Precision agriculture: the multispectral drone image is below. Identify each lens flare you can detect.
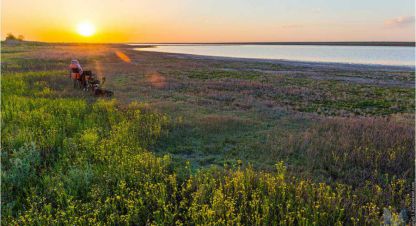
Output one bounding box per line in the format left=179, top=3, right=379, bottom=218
left=115, top=50, right=131, bottom=63
left=147, top=72, right=166, bottom=89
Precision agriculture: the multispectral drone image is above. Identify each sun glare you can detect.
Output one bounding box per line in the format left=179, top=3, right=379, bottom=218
left=77, top=22, right=95, bottom=37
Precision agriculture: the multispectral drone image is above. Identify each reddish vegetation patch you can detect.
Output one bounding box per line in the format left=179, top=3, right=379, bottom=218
left=281, top=115, right=414, bottom=185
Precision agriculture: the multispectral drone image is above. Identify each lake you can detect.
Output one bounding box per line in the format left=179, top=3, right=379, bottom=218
left=132, top=44, right=415, bottom=67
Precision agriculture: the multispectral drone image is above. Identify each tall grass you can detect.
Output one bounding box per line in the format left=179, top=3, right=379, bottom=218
left=1, top=70, right=411, bottom=225
left=1, top=50, right=414, bottom=222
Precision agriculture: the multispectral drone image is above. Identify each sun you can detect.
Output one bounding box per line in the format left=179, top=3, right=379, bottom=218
left=77, top=22, right=96, bottom=37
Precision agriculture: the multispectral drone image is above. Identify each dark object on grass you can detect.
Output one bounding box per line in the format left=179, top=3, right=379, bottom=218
left=94, top=88, right=114, bottom=97
left=67, top=64, right=114, bottom=96
left=83, top=71, right=100, bottom=91
left=93, top=84, right=113, bottom=97
left=83, top=70, right=92, bottom=76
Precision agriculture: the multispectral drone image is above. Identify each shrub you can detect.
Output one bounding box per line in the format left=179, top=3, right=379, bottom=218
left=2, top=143, right=41, bottom=215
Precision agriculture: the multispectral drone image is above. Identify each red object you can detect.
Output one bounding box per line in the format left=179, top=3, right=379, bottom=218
left=71, top=73, right=81, bottom=80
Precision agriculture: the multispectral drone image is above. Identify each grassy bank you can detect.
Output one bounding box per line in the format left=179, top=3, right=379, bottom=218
left=1, top=43, right=414, bottom=224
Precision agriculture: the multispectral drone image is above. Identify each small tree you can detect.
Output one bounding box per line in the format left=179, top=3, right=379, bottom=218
left=6, top=33, right=17, bottom=40
left=5, top=33, right=24, bottom=43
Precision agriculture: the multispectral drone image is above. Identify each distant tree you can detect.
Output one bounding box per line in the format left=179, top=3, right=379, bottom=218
left=5, top=33, right=24, bottom=43
left=6, top=33, right=17, bottom=40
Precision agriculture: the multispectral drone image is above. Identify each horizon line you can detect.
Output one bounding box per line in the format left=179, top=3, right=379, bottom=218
left=3, top=40, right=415, bottom=47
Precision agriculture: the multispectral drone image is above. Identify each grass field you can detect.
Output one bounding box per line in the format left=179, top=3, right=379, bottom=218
left=1, top=42, right=414, bottom=225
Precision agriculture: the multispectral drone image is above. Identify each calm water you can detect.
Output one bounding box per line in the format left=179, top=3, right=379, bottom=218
left=133, top=44, right=415, bottom=67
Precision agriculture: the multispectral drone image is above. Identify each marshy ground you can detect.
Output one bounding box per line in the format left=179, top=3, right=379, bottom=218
left=2, top=42, right=414, bottom=224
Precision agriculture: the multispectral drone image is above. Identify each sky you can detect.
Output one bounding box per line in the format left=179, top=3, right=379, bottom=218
left=1, top=0, right=415, bottom=43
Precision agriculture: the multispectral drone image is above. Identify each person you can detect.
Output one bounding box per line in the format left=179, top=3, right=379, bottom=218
left=69, top=59, right=83, bottom=88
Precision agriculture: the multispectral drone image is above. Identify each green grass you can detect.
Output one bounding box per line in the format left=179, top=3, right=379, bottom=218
left=269, top=77, right=415, bottom=116
left=1, top=43, right=414, bottom=225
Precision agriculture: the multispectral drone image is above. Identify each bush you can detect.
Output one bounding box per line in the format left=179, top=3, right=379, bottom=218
left=2, top=143, right=41, bottom=215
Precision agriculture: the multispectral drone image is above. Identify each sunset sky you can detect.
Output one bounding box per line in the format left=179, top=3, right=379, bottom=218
left=2, top=0, right=415, bottom=43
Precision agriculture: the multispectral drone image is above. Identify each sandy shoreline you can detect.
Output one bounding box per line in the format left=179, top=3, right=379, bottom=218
left=164, top=52, right=415, bottom=71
